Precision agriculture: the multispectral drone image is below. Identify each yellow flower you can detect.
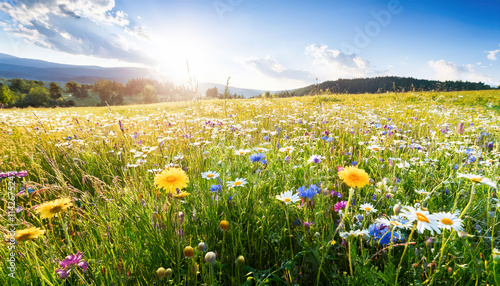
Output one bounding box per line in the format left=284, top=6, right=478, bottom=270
left=338, top=166, right=370, bottom=188
left=34, top=198, right=73, bottom=219
left=15, top=227, right=45, bottom=241
left=219, top=220, right=230, bottom=231
left=154, top=168, right=189, bottom=193
left=183, top=246, right=194, bottom=258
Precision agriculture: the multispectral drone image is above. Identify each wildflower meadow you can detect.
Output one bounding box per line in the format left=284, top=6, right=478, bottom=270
left=1, top=90, right=500, bottom=285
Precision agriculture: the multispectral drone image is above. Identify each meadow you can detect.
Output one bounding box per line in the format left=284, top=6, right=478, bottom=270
left=1, top=90, right=500, bottom=285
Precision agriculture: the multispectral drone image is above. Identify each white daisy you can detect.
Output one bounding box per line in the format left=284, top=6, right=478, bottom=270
left=359, top=203, right=377, bottom=214
left=367, top=145, right=385, bottom=152
left=415, top=189, right=432, bottom=196
left=275, top=190, right=300, bottom=205
left=234, top=149, right=251, bottom=156
left=279, top=146, right=295, bottom=153
left=201, top=171, right=220, bottom=180
left=401, top=206, right=441, bottom=235
left=340, top=229, right=370, bottom=240
left=434, top=212, right=463, bottom=232
left=457, top=173, right=497, bottom=189
left=226, top=178, right=247, bottom=188
left=253, top=147, right=269, bottom=153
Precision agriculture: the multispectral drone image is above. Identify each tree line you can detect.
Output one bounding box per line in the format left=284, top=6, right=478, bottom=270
left=268, top=76, right=495, bottom=98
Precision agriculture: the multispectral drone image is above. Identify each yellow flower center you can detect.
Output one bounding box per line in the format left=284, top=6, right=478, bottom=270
left=207, top=174, right=214, bottom=178
left=234, top=181, right=242, bottom=186
left=441, top=218, right=453, bottom=225
left=239, top=152, right=244, bottom=155
left=416, top=213, right=430, bottom=223
left=471, top=177, right=482, bottom=183
left=286, top=147, right=292, bottom=151
left=50, top=206, right=63, bottom=214
left=373, top=147, right=379, bottom=151
left=165, top=176, right=176, bottom=182
left=391, top=221, right=402, bottom=226
left=284, top=198, right=291, bottom=202
left=364, top=207, right=372, bottom=211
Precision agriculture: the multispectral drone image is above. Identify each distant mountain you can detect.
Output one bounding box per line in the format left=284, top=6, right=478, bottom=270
left=198, top=82, right=269, bottom=98
left=0, top=53, right=269, bottom=98
left=0, top=53, right=161, bottom=84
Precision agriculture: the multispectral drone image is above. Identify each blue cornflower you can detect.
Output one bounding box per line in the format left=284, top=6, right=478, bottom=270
left=249, top=153, right=266, bottom=163
left=210, top=185, right=221, bottom=193
left=297, top=185, right=319, bottom=200
left=368, top=223, right=400, bottom=245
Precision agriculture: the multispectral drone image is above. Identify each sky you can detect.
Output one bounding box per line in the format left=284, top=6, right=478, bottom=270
left=0, top=0, right=499, bottom=90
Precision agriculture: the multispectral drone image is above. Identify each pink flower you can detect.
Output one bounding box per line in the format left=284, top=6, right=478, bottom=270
left=334, top=201, right=347, bottom=212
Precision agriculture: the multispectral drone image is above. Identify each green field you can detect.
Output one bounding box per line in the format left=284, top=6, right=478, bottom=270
left=1, top=90, right=500, bottom=285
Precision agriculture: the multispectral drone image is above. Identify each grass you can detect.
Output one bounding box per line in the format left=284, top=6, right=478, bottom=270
left=0, top=90, right=499, bottom=285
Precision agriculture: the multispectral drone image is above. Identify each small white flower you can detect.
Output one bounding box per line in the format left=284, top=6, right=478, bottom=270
left=359, top=203, right=377, bottom=214
left=434, top=212, right=463, bottom=232
left=457, top=173, right=497, bottom=189
left=275, top=190, right=300, bottom=205
left=201, top=171, right=220, bottom=180
left=226, top=178, right=247, bottom=188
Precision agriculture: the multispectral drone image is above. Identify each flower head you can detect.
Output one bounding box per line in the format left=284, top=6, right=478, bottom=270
left=307, top=155, right=325, bottom=164
left=369, top=223, right=400, bottom=245
left=434, top=212, right=463, bottom=232
left=249, top=153, right=266, bottom=163
left=401, top=206, right=441, bottom=235
left=276, top=190, right=300, bottom=205
left=226, top=178, right=247, bottom=188
left=457, top=173, right=497, bottom=189
left=334, top=201, right=347, bottom=212
left=338, top=166, right=370, bottom=188
left=15, top=227, right=45, bottom=241
left=201, top=171, right=220, bottom=180
left=35, top=198, right=73, bottom=219
left=55, top=252, right=88, bottom=279
left=155, top=168, right=189, bottom=193
left=219, top=220, right=230, bottom=231
left=359, top=203, right=377, bottom=214
left=297, top=185, right=320, bottom=200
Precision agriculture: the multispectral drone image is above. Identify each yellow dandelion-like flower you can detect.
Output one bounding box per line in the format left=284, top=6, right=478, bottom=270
left=154, top=168, right=189, bottom=193
left=338, top=166, right=370, bottom=188
left=15, top=227, right=45, bottom=241
left=34, top=198, right=73, bottom=219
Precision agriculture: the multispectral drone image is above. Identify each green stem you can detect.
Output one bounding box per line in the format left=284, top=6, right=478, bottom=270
left=29, top=242, right=46, bottom=286
left=284, top=205, right=294, bottom=284
left=395, top=223, right=416, bottom=283
left=348, top=240, right=353, bottom=276
left=60, top=215, right=72, bottom=252
left=73, top=268, right=88, bottom=285
left=459, top=183, right=476, bottom=219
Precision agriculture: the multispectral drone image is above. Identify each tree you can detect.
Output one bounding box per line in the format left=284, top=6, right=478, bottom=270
left=49, top=82, right=62, bottom=99
left=142, top=84, right=157, bottom=104
left=25, top=85, right=50, bottom=106
left=0, top=85, right=13, bottom=106
left=94, top=79, right=113, bottom=104
left=205, top=87, right=218, bottom=98
left=65, top=81, right=79, bottom=94
left=74, top=86, right=88, bottom=99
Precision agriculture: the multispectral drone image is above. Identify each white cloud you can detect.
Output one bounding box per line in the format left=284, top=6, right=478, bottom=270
left=485, top=45, right=500, bottom=61
left=304, top=44, right=383, bottom=79
left=428, top=59, right=493, bottom=83
left=240, top=55, right=311, bottom=81
left=0, top=0, right=153, bottom=65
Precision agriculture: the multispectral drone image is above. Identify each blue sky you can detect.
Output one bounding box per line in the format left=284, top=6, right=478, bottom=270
left=0, top=0, right=499, bottom=90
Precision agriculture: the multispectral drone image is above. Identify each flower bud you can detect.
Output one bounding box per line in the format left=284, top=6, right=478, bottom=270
left=156, top=267, right=166, bottom=280
left=183, top=246, right=194, bottom=258
left=205, top=252, right=216, bottom=264
left=219, top=220, right=229, bottom=231
left=393, top=204, right=401, bottom=214
left=165, top=268, right=173, bottom=277
left=198, top=242, right=207, bottom=252
left=236, top=255, right=245, bottom=265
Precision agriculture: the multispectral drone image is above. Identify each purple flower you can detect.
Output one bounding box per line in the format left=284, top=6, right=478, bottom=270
left=334, top=201, right=347, bottom=212
left=56, top=252, right=88, bottom=279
